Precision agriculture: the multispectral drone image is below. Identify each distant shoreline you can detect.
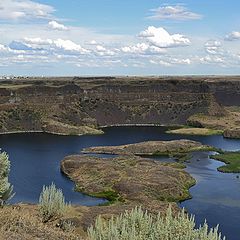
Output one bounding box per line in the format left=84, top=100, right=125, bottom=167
left=0, top=130, right=95, bottom=136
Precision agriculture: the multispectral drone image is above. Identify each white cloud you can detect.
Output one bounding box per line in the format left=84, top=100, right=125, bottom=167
left=204, top=40, right=222, bottom=54
left=122, top=43, right=165, bottom=55
left=0, top=0, right=55, bottom=20
left=14, top=37, right=90, bottom=55
left=53, top=39, right=90, bottom=54
left=0, top=44, right=8, bottom=52
left=150, top=57, right=191, bottom=66
left=48, top=21, right=68, bottom=31
left=24, top=37, right=53, bottom=45
left=200, top=55, right=224, bottom=64
left=225, top=31, right=240, bottom=41
left=88, top=40, right=98, bottom=45
left=148, top=5, right=202, bottom=21
left=150, top=59, right=171, bottom=67
left=94, top=45, right=116, bottom=56
left=172, top=58, right=191, bottom=65
left=139, top=26, right=190, bottom=48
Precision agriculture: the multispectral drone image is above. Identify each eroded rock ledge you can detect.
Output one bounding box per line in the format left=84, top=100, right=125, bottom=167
left=0, top=76, right=239, bottom=136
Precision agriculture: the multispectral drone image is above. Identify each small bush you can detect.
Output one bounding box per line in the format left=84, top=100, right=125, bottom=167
left=88, top=206, right=225, bottom=240
left=39, top=183, right=69, bottom=222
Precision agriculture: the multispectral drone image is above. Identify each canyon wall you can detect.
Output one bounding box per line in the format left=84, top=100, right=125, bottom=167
left=0, top=76, right=239, bottom=134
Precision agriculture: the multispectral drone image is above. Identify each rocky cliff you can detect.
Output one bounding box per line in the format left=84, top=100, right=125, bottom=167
left=0, top=76, right=239, bottom=134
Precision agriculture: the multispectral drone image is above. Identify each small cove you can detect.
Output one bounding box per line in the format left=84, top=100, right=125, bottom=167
left=0, top=126, right=239, bottom=240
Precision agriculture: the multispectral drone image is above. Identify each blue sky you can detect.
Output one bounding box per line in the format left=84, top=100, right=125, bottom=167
left=0, top=0, right=240, bottom=76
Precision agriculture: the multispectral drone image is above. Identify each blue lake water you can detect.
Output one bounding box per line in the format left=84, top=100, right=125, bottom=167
left=0, top=126, right=239, bottom=240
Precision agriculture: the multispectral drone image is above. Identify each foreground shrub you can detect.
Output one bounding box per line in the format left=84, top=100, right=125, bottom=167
left=88, top=207, right=225, bottom=240
left=0, top=151, right=15, bottom=207
left=39, top=183, right=68, bottom=222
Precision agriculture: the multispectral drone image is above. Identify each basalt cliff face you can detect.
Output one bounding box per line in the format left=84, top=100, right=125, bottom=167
left=0, top=76, right=239, bottom=134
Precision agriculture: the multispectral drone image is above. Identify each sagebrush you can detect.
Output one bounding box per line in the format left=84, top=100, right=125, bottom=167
left=39, top=183, right=69, bottom=222
left=88, top=206, right=225, bottom=240
left=0, top=151, right=15, bottom=207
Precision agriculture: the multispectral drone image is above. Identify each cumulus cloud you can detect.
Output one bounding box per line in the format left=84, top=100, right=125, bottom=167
left=48, top=21, right=68, bottom=31
left=139, top=26, right=190, bottom=48
left=52, top=39, right=90, bottom=54
left=148, top=5, right=202, bottom=21
left=225, top=31, right=240, bottom=41
left=0, top=0, right=55, bottom=21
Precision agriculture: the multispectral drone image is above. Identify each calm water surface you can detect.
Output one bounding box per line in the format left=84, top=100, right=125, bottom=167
left=0, top=127, right=239, bottom=240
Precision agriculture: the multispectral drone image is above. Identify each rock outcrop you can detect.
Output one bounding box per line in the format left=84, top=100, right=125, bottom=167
left=223, top=128, right=240, bottom=139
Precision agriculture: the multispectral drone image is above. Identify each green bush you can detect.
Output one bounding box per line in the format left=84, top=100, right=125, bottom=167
left=88, top=206, right=225, bottom=240
left=39, top=183, right=69, bottom=222
left=0, top=152, right=15, bottom=207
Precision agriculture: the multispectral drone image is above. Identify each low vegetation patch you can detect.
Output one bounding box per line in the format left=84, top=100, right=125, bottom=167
left=153, top=145, right=218, bottom=162
left=211, top=152, right=240, bottom=173
left=88, top=206, right=224, bottom=240
left=166, top=127, right=223, bottom=136
left=90, top=190, right=124, bottom=205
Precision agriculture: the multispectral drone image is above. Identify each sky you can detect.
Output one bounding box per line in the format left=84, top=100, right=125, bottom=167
left=0, top=0, right=240, bottom=76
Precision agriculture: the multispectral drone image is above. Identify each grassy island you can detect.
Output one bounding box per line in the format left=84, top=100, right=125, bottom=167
left=166, top=127, right=223, bottom=136
left=211, top=152, right=240, bottom=173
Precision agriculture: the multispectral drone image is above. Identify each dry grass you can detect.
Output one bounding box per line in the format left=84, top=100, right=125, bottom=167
left=0, top=205, right=80, bottom=240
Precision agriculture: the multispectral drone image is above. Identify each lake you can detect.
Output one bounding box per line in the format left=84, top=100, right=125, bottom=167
left=0, top=126, right=239, bottom=240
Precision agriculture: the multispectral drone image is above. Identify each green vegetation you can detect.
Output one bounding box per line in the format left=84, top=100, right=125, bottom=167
left=39, top=183, right=69, bottom=222
left=153, top=145, right=218, bottom=162
left=90, top=190, right=124, bottom=205
left=0, top=152, right=15, bottom=207
left=211, top=152, right=240, bottom=173
left=170, top=152, right=192, bottom=162
left=88, top=206, right=224, bottom=240
left=166, top=127, right=223, bottom=136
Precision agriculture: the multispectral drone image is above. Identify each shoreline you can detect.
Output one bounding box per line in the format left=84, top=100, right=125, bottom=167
left=0, top=130, right=103, bottom=136
left=100, top=123, right=182, bottom=128
left=0, top=124, right=178, bottom=136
